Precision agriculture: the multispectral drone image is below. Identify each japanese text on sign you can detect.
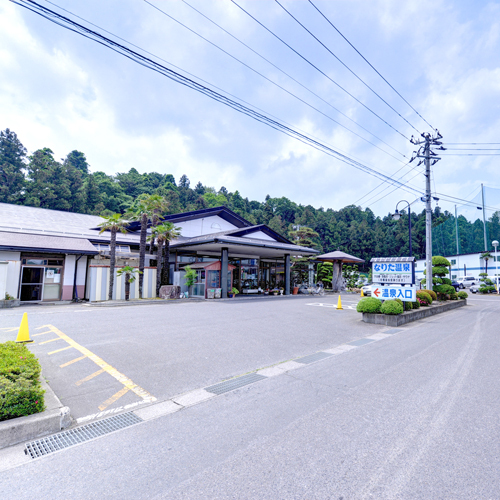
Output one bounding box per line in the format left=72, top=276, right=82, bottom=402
left=370, top=286, right=416, bottom=302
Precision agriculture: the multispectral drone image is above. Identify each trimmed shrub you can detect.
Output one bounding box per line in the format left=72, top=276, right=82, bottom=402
left=457, top=291, right=468, bottom=299
left=450, top=292, right=458, bottom=300
left=412, top=300, right=421, bottom=309
left=380, top=300, right=404, bottom=315
left=356, top=297, right=382, bottom=313
left=394, top=298, right=403, bottom=306
left=405, top=301, right=413, bottom=311
left=0, top=342, right=45, bottom=422
left=426, top=290, right=437, bottom=301
left=416, top=290, right=432, bottom=305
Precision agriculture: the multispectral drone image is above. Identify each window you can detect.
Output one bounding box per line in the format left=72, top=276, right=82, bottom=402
left=451, top=259, right=456, bottom=265
left=117, top=245, right=130, bottom=253
left=94, top=244, right=110, bottom=251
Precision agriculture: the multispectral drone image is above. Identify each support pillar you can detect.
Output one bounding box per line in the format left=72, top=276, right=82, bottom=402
left=221, top=247, right=229, bottom=298
left=284, top=254, right=290, bottom=295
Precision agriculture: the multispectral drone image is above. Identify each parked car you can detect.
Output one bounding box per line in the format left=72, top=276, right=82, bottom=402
left=361, top=284, right=372, bottom=296
left=456, top=276, right=477, bottom=289
left=450, top=280, right=461, bottom=292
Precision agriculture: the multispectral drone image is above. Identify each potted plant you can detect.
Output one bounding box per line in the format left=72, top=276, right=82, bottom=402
left=228, top=287, right=239, bottom=298
left=184, top=265, right=198, bottom=298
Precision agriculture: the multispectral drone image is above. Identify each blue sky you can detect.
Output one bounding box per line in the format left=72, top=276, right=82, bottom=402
left=1, top=0, right=499, bottom=218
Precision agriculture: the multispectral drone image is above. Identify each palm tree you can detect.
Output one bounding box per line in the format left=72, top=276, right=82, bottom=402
left=481, top=251, right=493, bottom=274
left=160, top=222, right=181, bottom=286
left=125, top=194, right=169, bottom=298
left=149, top=222, right=181, bottom=296
left=98, top=213, right=129, bottom=300
left=145, top=194, right=169, bottom=255
left=125, top=196, right=152, bottom=299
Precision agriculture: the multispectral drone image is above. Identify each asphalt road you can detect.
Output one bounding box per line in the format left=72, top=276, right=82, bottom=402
left=0, top=294, right=499, bottom=499
left=0, top=294, right=371, bottom=419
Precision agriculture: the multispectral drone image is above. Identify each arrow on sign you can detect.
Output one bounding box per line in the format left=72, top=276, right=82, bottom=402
left=373, top=288, right=380, bottom=297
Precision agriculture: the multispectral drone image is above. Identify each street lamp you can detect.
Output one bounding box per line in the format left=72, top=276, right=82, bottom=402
left=493, top=240, right=499, bottom=294
left=392, top=200, right=413, bottom=258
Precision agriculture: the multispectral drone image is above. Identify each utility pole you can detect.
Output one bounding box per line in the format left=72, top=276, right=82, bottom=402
left=481, top=183, right=488, bottom=251
left=455, top=205, right=460, bottom=278
left=410, top=130, right=444, bottom=291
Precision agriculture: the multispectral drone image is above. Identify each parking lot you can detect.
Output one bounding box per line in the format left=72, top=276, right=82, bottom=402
left=0, top=294, right=378, bottom=420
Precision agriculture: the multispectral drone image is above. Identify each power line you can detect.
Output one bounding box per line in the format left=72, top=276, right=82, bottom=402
left=10, top=0, right=423, bottom=197
left=145, top=0, right=406, bottom=162
left=230, top=0, right=411, bottom=141
left=308, top=0, right=435, bottom=131
left=353, top=160, right=420, bottom=205
left=366, top=169, right=424, bottom=208
left=443, top=142, right=500, bottom=145
left=275, top=0, right=421, bottom=135
left=178, top=0, right=406, bottom=160
left=43, top=0, right=405, bottom=171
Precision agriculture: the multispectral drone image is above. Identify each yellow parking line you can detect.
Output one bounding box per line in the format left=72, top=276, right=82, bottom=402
left=60, top=355, right=87, bottom=368
left=49, top=346, right=73, bottom=355
left=45, top=325, right=156, bottom=403
left=0, top=327, right=18, bottom=332
left=33, top=331, right=53, bottom=337
left=98, top=387, right=130, bottom=411
left=40, top=337, right=63, bottom=345
left=75, top=369, right=105, bottom=386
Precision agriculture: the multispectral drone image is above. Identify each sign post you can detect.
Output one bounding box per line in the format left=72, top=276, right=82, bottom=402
left=370, top=257, right=416, bottom=301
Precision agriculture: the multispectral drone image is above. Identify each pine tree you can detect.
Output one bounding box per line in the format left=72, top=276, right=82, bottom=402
left=0, top=129, right=26, bottom=204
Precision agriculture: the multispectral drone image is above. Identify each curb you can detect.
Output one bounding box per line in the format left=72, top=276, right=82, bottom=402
left=362, top=299, right=467, bottom=326
left=0, top=375, right=72, bottom=450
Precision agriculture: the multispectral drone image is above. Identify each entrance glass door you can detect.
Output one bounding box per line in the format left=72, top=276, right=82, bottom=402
left=20, top=267, right=44, bottom=301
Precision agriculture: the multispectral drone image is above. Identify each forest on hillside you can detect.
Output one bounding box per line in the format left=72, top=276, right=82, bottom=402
left=1, top=128, right=499, bottom=270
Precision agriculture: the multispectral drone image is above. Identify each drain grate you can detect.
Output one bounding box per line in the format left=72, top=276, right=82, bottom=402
left=384, top=328, right=403, bottom=335
left=296, top=352, right=333, bottom=364
left=205, top=373, right=266, bottom=395
left=348, top=338, right=375, bottom=347
left=25, top=412, right=143, bottom=459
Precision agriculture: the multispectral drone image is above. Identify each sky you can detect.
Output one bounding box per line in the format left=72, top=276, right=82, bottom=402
left=1, top=0, right=499, bottom=219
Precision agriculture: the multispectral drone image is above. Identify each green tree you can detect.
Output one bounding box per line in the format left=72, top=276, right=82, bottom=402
left=24, top=148, right=72, bottom=210
left=97, top=214, right=129, bottom=300
left=0, top=128, right=26, bottom=204
left=64, top=150, right=89, bottom=176
left=149, top=222, right=181, bottom=295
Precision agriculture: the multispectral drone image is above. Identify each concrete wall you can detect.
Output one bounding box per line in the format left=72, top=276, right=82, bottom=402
left=0, top=251, right=21, bottom=299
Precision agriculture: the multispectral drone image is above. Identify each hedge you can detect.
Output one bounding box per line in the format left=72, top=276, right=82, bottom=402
left=356, top=297, right=382, bottom=313
left=416, top=290, right=432, bottom=306
left=457, top=291, right=468, bottom=299
left=0, top=342, right=45, bottom=421
left=380, top=300, right=404, bottom=315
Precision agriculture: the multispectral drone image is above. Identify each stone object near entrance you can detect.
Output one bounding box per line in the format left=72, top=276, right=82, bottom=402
left=0, top=299, right=20, bottom=308
left=159, top=285, right=181, bottom=300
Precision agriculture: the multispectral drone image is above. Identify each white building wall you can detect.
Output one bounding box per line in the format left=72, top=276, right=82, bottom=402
left=177, top=216, right=238, bottom=237
left=415, top=252, right=500, bottom=280
left=242, top=231, right=275, bottom=241
left=0, top=251, right=21, bottom=299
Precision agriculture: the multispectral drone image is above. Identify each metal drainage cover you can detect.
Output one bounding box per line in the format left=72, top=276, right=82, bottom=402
left=348, top=338, right=375, bottom=347
left=296, top=352, right=333, bottom=364
left=25, top=412, right=143, bottom=459
left=384, top=328, right=403, bottom=335
left=205, top=373, right=266, bottom=395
